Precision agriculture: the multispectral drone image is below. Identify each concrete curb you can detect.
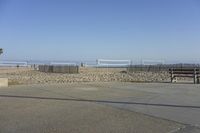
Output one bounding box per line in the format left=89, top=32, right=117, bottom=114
left=0, top=78, right=8, bottom=87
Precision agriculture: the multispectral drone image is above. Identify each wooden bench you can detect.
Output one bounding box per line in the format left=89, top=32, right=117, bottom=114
left=169, top=68, right=200, bottom=84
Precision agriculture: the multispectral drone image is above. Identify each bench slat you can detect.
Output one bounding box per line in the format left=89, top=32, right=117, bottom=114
left=169, top=69, right=200, bottom=71
left=173, top=75, right=195, bottom=78
left=170, top=72, right=199, bottom=74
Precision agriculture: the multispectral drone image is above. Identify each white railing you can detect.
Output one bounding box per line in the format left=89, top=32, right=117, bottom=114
left=97, top=59, right=131, bottom=67
left=0, top=61, right=28, bottom=67
left=142, top=59, right=165, bottom=65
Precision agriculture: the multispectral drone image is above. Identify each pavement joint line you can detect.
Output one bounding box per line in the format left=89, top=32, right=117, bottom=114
left=0, top=94, right=200, bottom=109
left=145, top=94, right=162, bottom=115
left=0, top=93, right=200, bottom=110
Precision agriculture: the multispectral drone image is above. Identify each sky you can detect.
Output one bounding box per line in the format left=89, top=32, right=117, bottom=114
left=0, top=0, right=200, bottom=63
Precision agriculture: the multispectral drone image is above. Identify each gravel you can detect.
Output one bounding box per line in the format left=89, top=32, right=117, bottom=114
left=0, top=67, right=172, bottom=85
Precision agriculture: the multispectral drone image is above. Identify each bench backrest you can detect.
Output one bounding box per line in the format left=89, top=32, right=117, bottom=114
left=169, top=68, right=200, bottom=75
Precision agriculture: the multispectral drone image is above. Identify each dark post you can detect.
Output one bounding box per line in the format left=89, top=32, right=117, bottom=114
left=197, top=77, right=200, bottom=84
left=0, top=48, right=3, bottom=55
left=170, top=68, right=174, bottom=83
left=194, top=68, right=197, bottom=84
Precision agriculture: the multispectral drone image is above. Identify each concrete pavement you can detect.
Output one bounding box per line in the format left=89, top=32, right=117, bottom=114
left=0, top=82, right=200, bottom=132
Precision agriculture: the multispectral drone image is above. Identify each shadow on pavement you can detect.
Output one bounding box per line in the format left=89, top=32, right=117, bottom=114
left=0, top=94, right=200, bottom=109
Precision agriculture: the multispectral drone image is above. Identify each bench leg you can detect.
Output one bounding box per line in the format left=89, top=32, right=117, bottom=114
left=171, top=77, right=173, bottom=83
left=171, top=74, right=174, bottom=83
left=197, top=77, right=200, bottom=84
left=194, top=75, right=197, bottom=84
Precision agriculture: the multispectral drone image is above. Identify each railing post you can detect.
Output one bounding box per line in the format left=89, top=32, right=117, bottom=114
left=194, top=68, right=197, bottom=84
left=197, top=68, right=200, bottom=84
left=170, top=68, right=174, bottom=83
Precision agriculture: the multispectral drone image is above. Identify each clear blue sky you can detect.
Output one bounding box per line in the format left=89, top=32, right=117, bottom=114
left=0, top=0, right=200, bottom=63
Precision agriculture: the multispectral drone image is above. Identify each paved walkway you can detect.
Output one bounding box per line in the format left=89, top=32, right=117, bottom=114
left=0, top=82, right=200, bottom=132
